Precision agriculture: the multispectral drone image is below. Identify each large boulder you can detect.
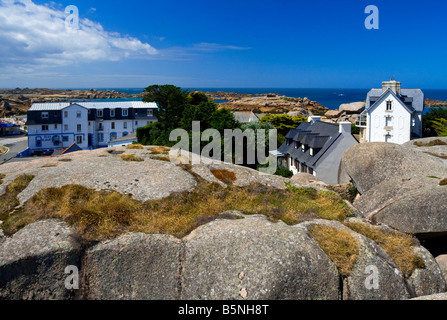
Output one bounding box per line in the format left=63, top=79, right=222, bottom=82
left=0, top=219, right=81, bottom=300
left=339, top=142, right=447, bottom=237
left=325, top=110, right=343, bottom=119
left=83, top=233, right=181, bottom=300
left=181, top=214, right=341, bottom=300
left=339, top=102, right=365, bottom=114
left=302, top=219, right=410, bottom=300
left=435, top=255, right=447, bottom=282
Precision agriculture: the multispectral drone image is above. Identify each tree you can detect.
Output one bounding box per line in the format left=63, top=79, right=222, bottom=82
left=259, top=114, right=307, bottom=137
left=142, top=85, right=189, bottom=132
left=423, top=107, right=447, bottom=137
left=431, top=118, right=447, bottom=136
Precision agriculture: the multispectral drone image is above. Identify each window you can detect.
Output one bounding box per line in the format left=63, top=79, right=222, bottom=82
left=123, top=122, right=127, bottom=129
left=98, top=133, right=104, bottom=142
left=123, top=132, right=128, bottom=137
left=42, top=125, right=49, bottom=131
left=41, top=112, right=49, bottom=119
left=135, top=121, right=138, bottom=126
left=97, top=110, right=103, bottom=117
left=110, top=132, right=117, bottom=141
left=386, top=101, right=392, bottom=111
left=54, top=124, right=58, bottom=129
left=77, top=111, right=81, bottom=118
left=147, top=109, right=153, bottom=117
left=98, top=122, right=103, bottom=130
left=122, top=109, right=128, bottom=117
left=309, top=148, right=314, bottom=156
left=64, top=124, right=69, bottom=131
left=77, top=124, right=82, bottom=132
left=110, top=109, right=115, bottom=117
left=88, top=122, right=91, bottom=126
left=76, top=136, right=83, bottom=144
left=36, top=137, right=42, bottom=147
left=301, top=144, right=305, bottom=152
left=385, top=134, right=392, bottom=143
left=111, top=122, right=115, bottom=130
left=64, top=111, right=68, bottom=118
left=386, top=116, right=393, bottom=127
left=62, top=136, right=69, bottom=142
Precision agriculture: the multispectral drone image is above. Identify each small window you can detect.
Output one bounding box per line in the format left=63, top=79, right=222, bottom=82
left=41, top=112, right=49, bottom=119
left=42, top=125, right=49, bottom=131
left=64, top=111, right=68, bottom=118
left=76, top=136, right=83, bottom=144
left=135, top=121, right=138, bottom=126
left=97, top=110, right=103, bottom=117
left=123, top=122, right=127, bottom=129
left=98, top=133, right=104, bottom=142
left=98, top=122, right=103, bottom=130
left=111, top=122, right=115, bottom=130
left=36, top=137, right=42, bottom=147
left=62, top=136, right=69, bottom=142
left=77, top=111, right=81, bottom=118
left=385, top=134, right=392, bottom=143
left=310, top=148, right=314, bottom=156
left=110, top=109, right=115, bottom=117
left=123, top=132, right=128, bottom=137
left=147, top=109, right=153, bottom=117
left=386, top=101, right=392, bottom=111
left=54, top=124, right=58, bottom=129
left=77, top=124, right=82, bottom=132
left=122, top=109, right=128, bottom=117
left=64, top=124, right=69, bottom=131
left=88, top=122, right=91, bottom=126
left=386, top=116, right=392, bottom=127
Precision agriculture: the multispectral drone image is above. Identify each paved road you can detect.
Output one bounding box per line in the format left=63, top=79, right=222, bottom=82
left=0, top=135, right=28, bottom=164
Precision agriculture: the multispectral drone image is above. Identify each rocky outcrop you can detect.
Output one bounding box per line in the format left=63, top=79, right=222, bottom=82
left=181, top=215, right=340, bottom=300
left=435, top=255, right=447, bottom=282
left=83, top=233, right=181, bottom=300
left=339, top=102, right=365, bottom=114
left=339, top=142, right=447, bottom=237
left=0, top=220, right=81, bottom=300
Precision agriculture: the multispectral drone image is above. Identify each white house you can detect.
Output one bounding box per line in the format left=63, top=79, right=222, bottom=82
left=276, top=116, right=358, bottom=185
left=356, top=80, right=424, bottom=144
left=26, top=101, right=158, bottom=155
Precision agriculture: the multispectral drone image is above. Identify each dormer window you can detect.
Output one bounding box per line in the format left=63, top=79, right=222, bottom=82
left=309, top=148, right=314, bottom=156
left=386, top=101, right=392, bottom=111
left=302, top=144, right=306, bottom=152
left=97, top=110, right=103, bottom=117
left=110, top=109, right=115, bottom=117
left=41, top=112, right=49, bottom=119
left=122, top=109, right=128, bottom=117
left=294, top=142, right=298, bottom=149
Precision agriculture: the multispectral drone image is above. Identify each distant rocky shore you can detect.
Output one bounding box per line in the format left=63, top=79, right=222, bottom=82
left=0, top=88, right=144, bottom=117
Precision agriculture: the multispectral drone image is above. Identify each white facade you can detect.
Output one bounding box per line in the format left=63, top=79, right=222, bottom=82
left=357, top=81, right=424, bottom=145
left=26, top=101, right=157, bottom=154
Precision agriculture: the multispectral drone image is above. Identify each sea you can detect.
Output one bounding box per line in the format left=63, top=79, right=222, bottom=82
left=67, top=88, right=447, bottom=112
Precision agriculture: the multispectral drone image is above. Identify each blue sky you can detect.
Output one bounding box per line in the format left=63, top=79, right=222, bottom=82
left=1, top=0, right=447, bottom=88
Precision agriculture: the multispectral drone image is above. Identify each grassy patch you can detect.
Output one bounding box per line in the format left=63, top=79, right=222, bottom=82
left=440, top=178, right=447, bottom=186
left=211, top=169, right=237, bottom=184
left=415, top=139, right=447, bottom=147
left=148, top=146, right=170, bottom=155
left=2, top=179, right=352, bottom=241
left=41, top=163, right=58, bottom=168
left=0, top=174, right=35, bottom=222
left=107, top=149, right=125, bottom=155
left=126, top=144, right=144, bottom=150
left=427, top=176, right=441, bottom=179
left=151, top=155, right=170, bottom=162
left=344, top=221, right=425, bottom=278
left=309, top=224, right=359, bottom=277
left=425, top=152, right=447, bottom=159
left=58, top=158, right=73, bottom=162
left=327, top=183, right=358, bottom=203
left=0, top=173, right=5, bottom=185
left=119, top=154, right=144, bottom=162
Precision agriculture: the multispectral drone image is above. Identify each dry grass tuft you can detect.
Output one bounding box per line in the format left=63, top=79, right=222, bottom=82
left=439, top=178, right=447, bottom=186
left=41, top=163, right=58, bottom=168
left=58, top=158, right=73, bottom=162
left=211, top=169, right=237, bottom=184
left=309, top=224, right=359, bottom=277
left=151, top=155, right=170, bottom=162
left=0, top=173, right=5, bottom=185
left=119, top=154, right=144, bottom=162
left=344, top=221, right=425, bottom=277
left=415, top=139, right=447, bottom=147
left=126, top=144, right=144, bottom=150
left=148, top=146, right=171, bottom=155
left=0, top=174, right=35, bottom=222
left=2, top=179, right=351, bottom=241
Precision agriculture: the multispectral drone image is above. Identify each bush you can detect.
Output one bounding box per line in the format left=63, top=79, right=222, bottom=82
left=275, top=167, right=293, bottom=178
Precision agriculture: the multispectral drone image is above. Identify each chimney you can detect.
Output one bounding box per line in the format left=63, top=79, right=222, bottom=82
left=339, top=122, right=351, bottom=135
left=382, top=80, right=401, bottom=95
left=308, top=116, right=321, bottom=124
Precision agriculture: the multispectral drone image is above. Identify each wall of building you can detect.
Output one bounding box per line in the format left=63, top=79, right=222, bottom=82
left=368, top=93, right=411, bottom=144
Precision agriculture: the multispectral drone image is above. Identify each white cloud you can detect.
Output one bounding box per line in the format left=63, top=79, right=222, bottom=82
left=0, top=0, right=158, bottom=70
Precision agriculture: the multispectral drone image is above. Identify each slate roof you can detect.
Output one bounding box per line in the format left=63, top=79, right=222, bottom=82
left=29, top=101, right=158, bottom=111
left=365, top=88, right=424, bottom=113
left=278, top=121, right=341, bottom=167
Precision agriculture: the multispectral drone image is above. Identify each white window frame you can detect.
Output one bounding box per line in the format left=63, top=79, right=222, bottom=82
left=77, top=124, right=82, bottom=132
left=76, top=111, right=81, bottom=118
left=110, top=109, right=115, bottom=117
left=97, top=110, right=103, bottom=117
left=41, top=112, right=49, bottom=119
left=123, top=122, right=127, bottom=129
left=122, top=109, right=128, bottom=117
left=76, top=135, right=83, bottom=144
